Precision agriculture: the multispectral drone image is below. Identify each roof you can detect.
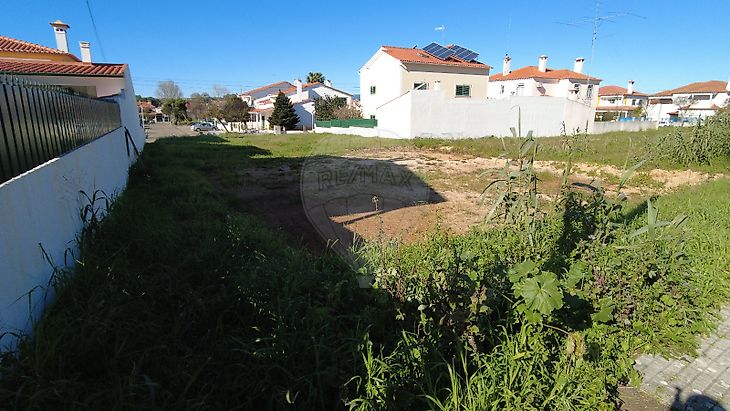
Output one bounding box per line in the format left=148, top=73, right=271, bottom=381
left=598, top=85, right=647, bottom=97
left=0, top=59, right=126, bottom=77
left=241, top=81, right=292, bottom=96
left=381, top=45, right=491, bottom=70
left=489, top=66, right=601, bottom=82
left=280, top=82, right=353, bottom=97
left=0, top=35, right=79, bottom=61
left=653, top=80, right=729, bottom=96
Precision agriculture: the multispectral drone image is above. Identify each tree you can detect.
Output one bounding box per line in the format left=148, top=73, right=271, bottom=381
left=156, top=80, right=183, bottom=100
left=333, top=104, right=361, bottom=120
left=306, top=72, right=326, bottom=84
left=219, top=94, right=251, bottom=128
left=211, top=84, right=231, bottom=98
left=314, top=96, right=346, bottom=121
left=269, top=92, right=300, bottom=130
left=188, top=92, right=212, bottom=120
left=161, top=98, right=188, bottom=124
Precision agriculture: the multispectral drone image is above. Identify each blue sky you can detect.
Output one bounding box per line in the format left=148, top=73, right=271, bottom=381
left=2, top=0, right=729, bottom=97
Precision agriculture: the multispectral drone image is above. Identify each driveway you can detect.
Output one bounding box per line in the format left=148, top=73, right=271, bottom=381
left=145, top=123, right=205, bottom=142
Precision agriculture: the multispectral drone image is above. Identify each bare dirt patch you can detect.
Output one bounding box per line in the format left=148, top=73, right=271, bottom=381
left=218, top=146, right=718, bottom=254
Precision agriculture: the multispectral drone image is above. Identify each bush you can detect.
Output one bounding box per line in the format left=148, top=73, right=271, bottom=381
left=656, top=111, right=730, bottom=166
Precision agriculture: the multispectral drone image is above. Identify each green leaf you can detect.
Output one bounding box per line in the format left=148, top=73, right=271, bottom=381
left=660, top=294, right=676, bottom=306
left=563, top=262, right=587, bottom=289
left=591, top=298, right=615, bottom=323
left=521, top=272, right=564, bottom=316
left=508, top=260, right=537, bottom=284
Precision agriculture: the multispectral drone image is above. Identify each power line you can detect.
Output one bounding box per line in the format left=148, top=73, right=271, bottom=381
left=85, top=0, right=107, bottom=60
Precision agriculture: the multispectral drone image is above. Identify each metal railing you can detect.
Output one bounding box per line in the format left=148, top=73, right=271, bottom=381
left=0, top=76, right=121, bottom=184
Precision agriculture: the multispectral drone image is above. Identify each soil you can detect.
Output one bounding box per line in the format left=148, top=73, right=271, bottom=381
left=216, top=146, right=718, bottom=255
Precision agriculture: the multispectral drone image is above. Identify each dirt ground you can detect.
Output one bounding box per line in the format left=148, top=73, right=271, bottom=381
left=223, top=146, right=718, bottom=255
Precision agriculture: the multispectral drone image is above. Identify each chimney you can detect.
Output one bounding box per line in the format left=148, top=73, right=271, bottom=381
left=726, top=77, right=730, bottom=92
left=627, top=80, right=635, bottom=94
left=79, top=41, right=92, bottom=63
left=538, top=55, right=548, bottom=72
left=502, top=55, right=511, bottom=76
left=49, top=20, right=70, bottom=53
left=294, top=78, right=303, bottom=99
left=574, top=57, right=585, bottom=74
left=325, top=79, right=332, bottom=87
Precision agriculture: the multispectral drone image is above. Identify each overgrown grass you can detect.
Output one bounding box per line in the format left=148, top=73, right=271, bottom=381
left=1, top=131, right=728, bottom=410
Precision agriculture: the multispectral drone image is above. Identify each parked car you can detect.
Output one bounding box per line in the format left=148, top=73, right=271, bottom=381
left=190, top=122, right=216, bottom=132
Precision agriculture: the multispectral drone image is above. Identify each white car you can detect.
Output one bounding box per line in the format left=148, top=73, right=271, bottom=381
left=190, top=122, right=216, bottom=132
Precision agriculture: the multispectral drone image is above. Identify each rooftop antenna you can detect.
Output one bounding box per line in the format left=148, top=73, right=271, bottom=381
left=554, top=0, right=645, bottom=101
left=435, top=25, right=446, bottom=44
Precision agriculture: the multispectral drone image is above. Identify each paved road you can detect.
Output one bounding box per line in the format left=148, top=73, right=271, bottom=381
left=145, top=123, right=203, bottom=142
left=635, top=307, right=730, bottom=410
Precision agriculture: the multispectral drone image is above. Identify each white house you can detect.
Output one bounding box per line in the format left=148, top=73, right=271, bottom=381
left=0, top=22, right=144, bottom=143
left=359, top=44, right=491, bottom=119
left=595, top=81, right=649, bottom=120
left=487, top=55, right=601, bottom=106
left=240, top=79, right=353, bottom=130
left=647, top=80, right=729, bottom=123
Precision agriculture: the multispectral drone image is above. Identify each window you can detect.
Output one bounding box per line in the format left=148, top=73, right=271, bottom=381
left=370, top=115, right=376, bottom=120
left=516, top=83, right=524, bottom=96
left=500, top=85, right=505, bottom=94
left=369, top=86, right=376, bottom=95
left=586, top=85, right=594, bottom=100
left=413, top=82, right=428, bottom=90
left=455, top=84, right=471, bottom=97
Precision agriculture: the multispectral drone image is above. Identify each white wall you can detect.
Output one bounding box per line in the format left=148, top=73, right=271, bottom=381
left=359, top=50, right=404, bottom=118
left=372, top=90, right=594, bottom=138
left=592, top=120, right=658, bottom=134
left=0, top=125, right=140, bottom=350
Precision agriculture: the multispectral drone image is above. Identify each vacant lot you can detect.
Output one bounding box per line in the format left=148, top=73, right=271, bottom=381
left=2, top=127, right=729, bottom=410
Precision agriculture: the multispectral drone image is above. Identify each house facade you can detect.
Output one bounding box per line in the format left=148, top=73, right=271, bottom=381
left=0, top=22, right=143, bottom=143
left=359, top=44, right=491, bottom=118
left=241, top=79, right=353, bottom=130
left=487, top=56, right=601, bottom=106
left=595, top=81, right=649, bottom=120
left=647, top=80, right=729, bottom=123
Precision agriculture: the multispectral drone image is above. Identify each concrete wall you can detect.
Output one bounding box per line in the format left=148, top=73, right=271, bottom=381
left=401, top=64, right=489, bottom=99
left=315, top=126, right=404, bottom=138
left=359, top=50, right=403, bottom=118
left=592, top=120, right=658, bottom=134
left=373, top=91, right=594, bottom=138
left=0, top=124, right=140, bottom=350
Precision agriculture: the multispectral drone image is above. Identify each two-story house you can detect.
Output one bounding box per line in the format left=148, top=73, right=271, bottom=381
left=647, top=80, right=729, bottom=123
left=487, top=55, right=601, bottom=106
left=241, top=79, right=353, bottom=130
left=359, top=43, right=491, bottom=118
left=595, top=81, right=649, bottom=120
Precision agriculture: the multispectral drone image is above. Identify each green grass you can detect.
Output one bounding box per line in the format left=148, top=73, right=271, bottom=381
left=1, top=132, right=729, bottom=409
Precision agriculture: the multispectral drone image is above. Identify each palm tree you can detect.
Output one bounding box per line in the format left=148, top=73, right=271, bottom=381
left=306, top=72, right=325, bottom=84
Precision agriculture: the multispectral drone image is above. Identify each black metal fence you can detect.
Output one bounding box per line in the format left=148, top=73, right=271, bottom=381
left=0, top=77, right=121, bottom=184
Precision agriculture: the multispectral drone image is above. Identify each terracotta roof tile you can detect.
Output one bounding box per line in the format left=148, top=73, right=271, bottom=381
left=0, top=59, right=126, bottom=76
left=241, top=81, right=292, bottom=96
left=0, top=35, right=79, bottom=61
left=598, top=85, right=647, bottom=96
left=489, top=66, right=601, bottom=82
left=382, top=46, right=491, bottom=70
left=653, top=80, right=728, bottom=96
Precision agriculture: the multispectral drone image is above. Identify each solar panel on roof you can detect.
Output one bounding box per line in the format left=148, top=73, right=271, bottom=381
left=448, top=44, right=479, bottom=62
left=423, top=42, right=456, bottom=60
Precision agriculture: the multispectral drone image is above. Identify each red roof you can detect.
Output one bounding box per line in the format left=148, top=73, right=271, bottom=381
left=381, top=45, right=491, bottom=70
left=653, top=80, right=728, bottom=96
left=0, top=35, right=79, bottom=61
left=0, top=59, right=126, bottom=77
left=489, top=66, right=601, bottom=82
left=241, top=81, right=292, bottom=96
left=598, top=85, right=647, bottom=96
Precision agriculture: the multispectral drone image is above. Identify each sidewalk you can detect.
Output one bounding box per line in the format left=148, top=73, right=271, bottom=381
left=634, top=307, right=730, bottom=410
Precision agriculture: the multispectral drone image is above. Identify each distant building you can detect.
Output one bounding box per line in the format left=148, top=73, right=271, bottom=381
left=595, top=81, right=649, bottom=120
left=487, top=55, right=601, bottom=106
left=359, top=44, right=491, bottom=118
left=240, top=79, right=353, bottom=130
left=647, top=80, right=730, bottom=123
